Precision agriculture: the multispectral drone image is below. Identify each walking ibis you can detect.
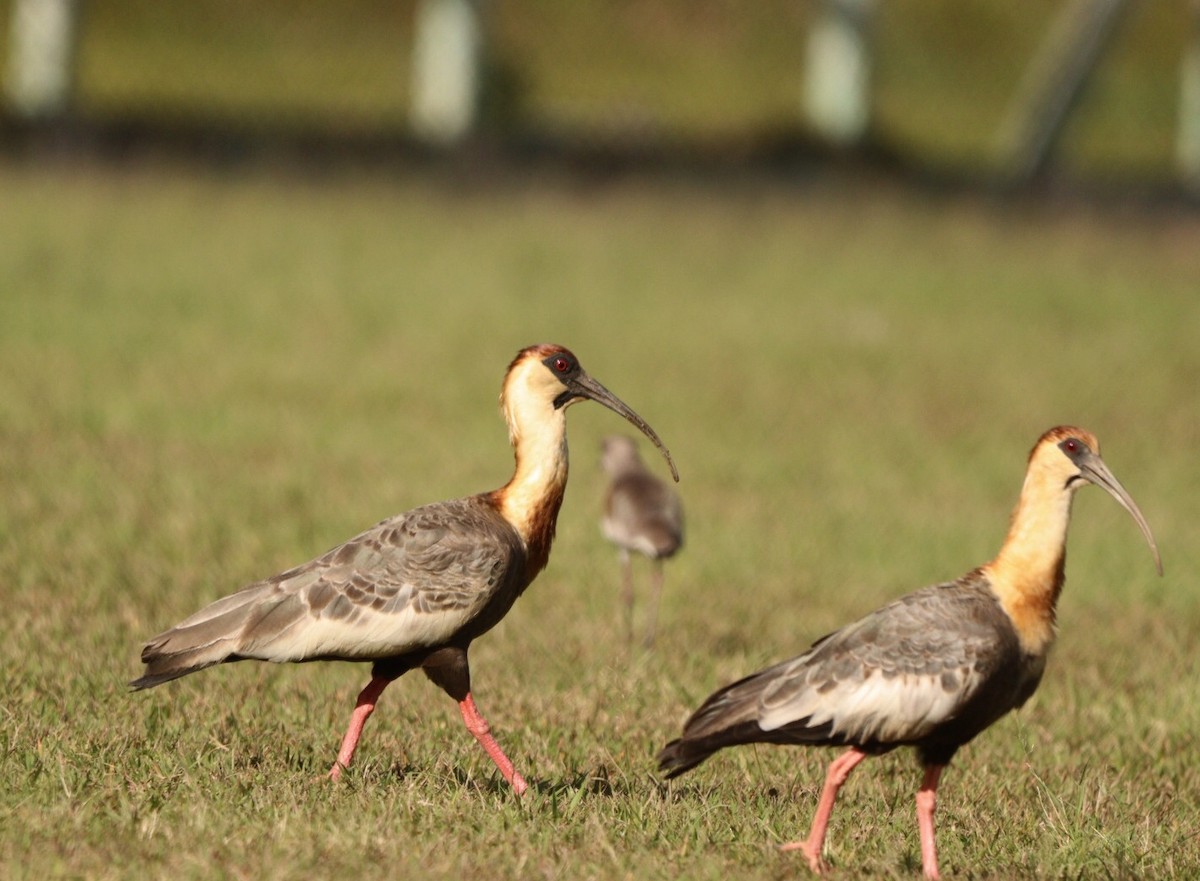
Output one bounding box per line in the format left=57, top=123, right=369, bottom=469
left=600, top=435, right=684, bottom=646
left=131, top=344, right=678, bottom=794
left=658, top=426, right=1160, bottom=878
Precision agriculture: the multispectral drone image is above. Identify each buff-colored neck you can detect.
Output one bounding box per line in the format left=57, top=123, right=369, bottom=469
left=983, top=465, right=1075, bottom=656
left=492, top=388, right=570, bottom=545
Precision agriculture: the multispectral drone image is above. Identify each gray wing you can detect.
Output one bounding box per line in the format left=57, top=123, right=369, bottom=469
left=684, top=579, right=1019, bottom=748
left=134, top=497, right=524, bottom=686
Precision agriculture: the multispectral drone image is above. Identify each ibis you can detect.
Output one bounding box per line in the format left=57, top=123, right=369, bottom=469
left=132, top=344, right=678, bottom=795
left=658, top=426, right=1160, bottom=878
left=600, top=434, right=684, bottom=646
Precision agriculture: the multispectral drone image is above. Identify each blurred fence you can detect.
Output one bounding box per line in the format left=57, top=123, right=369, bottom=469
left=3, top=0, right=1199, bottom=190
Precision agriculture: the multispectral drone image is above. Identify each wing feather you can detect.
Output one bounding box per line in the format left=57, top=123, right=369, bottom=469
left=135, top=496, right=526, bottom=685
left=675, top=579, right=1021, bottom=752
left=757, top=585, right=1011, bottom=743
left=240, top=498, right=524, bottom=660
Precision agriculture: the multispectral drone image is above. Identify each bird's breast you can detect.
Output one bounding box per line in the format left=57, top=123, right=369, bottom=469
left=485, top=487, right=563, bottom=588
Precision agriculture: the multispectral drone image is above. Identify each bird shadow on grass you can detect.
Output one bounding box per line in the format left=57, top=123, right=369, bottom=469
left=312, top=759, right=421, bottom=789
left=526, top=766, right=681, bottom=808
left=530, top=769, right=615, bottom=799
left=423, top=769, right=612, bottom=801
left=326, top=761, right=665, bottom=804
left=440, top=765, right=541, bottom=798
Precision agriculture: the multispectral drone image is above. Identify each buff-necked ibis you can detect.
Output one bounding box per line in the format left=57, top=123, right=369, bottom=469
left=132, top=344, right=678, bottom=795
left=600, top=435, right=684, bottom=646
left=658, top=426, right=1160, bottom=878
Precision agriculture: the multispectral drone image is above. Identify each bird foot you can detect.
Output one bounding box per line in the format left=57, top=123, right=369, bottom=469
left=327, top=761, right=346, bottom=782
left=510, top=771, right=528, bottom=797
left=779, top=841, right=828, bottom=875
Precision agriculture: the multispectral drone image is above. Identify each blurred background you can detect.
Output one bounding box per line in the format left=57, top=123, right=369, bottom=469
left=2, top=0, right=1199, bottom=187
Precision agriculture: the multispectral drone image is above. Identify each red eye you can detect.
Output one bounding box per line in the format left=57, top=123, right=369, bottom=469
left=554, top=357, right=569, bottom=372
left=1064, top=439, right=1078, bottom=453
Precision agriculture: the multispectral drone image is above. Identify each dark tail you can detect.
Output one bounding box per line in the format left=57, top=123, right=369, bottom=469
left=657, top=737, right=716, bottom=778
left=658, top=716, right=786, bottom=778
left=130, top=652, right=230, bottom=690
left=657, top=676, right=774, bottom=779
left=658, top=656, right=821, bottom=778
left=129, top=582, right=283, bottom=689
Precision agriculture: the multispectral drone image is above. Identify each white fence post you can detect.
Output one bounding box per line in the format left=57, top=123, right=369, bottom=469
left=1180, top=0, right=1200, bottom=191
left=410, top=0, right=484, bottom=144
left=804, top=0, right=876, bottom=147
left=6, top=0, right=80, bottom=117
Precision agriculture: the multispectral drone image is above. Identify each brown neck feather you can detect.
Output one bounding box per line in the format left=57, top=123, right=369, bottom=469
left=516, top=487, right=563, bottom=583
left=485, top=476, right=567, bottom=588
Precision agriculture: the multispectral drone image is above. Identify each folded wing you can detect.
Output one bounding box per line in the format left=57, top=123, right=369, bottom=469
left=660, top=577, right=1021, bottom=775
left=132, top=497, right=524, bottom=688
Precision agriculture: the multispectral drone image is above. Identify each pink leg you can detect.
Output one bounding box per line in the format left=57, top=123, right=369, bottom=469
left=781, top=747, right=869, bottom=874
left=328, top=676, right=391, bottom=780
left=916, top=764, right=945, bottom=880
left=459, top=692, right=528, bottom=796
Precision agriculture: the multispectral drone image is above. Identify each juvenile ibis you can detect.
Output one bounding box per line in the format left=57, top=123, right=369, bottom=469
left=132, top=344, right=678, bottom=794
left=658, top=426, right=1160, bottom=878
left=600, top=435, right=684, bottom=646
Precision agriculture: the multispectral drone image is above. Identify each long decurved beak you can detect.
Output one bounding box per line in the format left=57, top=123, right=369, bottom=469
left=1079, top=453, right=1163, bottom=576
left=563, top=372, right=679, bottom=482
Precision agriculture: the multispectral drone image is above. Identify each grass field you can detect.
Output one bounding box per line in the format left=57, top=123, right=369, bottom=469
left=1, top=158, right=1199, bottom=879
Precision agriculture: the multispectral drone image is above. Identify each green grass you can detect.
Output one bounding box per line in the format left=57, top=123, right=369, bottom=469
left=1, top=159, right=1199, bottom=879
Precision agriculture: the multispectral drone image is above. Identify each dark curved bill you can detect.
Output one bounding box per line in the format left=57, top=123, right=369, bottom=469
left=1080, top=453, right=1163, bottom=576
left=567, top=372, right=679, bottom=482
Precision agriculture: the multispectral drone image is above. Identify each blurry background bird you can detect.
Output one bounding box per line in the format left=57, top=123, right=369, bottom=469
left=600, top=434, right=684, bottom=647
left=659, top=426, right=1160, bottom=879
left=131, top=344, right=677, bottom=795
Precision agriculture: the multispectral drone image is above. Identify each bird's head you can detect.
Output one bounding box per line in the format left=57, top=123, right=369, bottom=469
left=600, top=435, right=642, bottom=477
left=1031, top=425, right=1162, bottom=575
left=501, top=344, right=679, bottom=481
